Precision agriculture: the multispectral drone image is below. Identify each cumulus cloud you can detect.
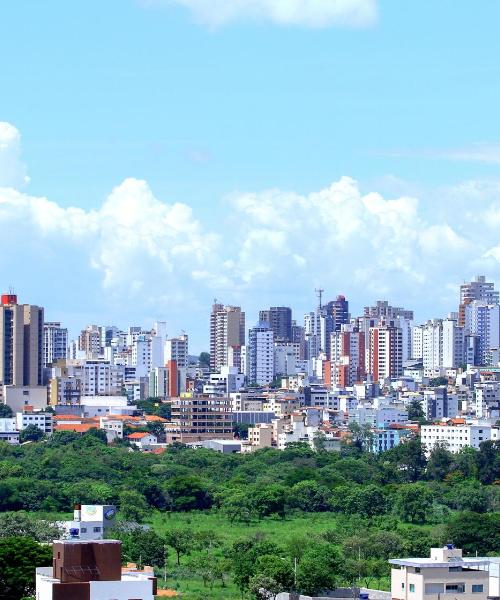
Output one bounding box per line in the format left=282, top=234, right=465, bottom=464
left=149, top=0, right=378, bottom=28
left=0, top=122, right=29, bottom=187
left=4, top=120, right=500, bottom=347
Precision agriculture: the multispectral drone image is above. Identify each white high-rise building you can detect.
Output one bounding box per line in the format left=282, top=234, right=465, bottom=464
left=420, top=317, right=464, bottom=370
left=248, top=322, right=275, bottom=385
left=411, top=325, right=424, bottom=360
left=131, top=335, right=151, bottom=378
left=43, top=322, right=68, bottom=368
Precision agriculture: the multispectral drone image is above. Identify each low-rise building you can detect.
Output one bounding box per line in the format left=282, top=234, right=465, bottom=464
left=390, top=545, right=490, bottom=600
left=421, top=422, right=499, bottom=454
left=16, top=410, right=53, bottom=435
left=0, top=417, right=19, bottom=444
left=127, top=432, right=157, bottom=450
left=35, top=539, right=156, bottom=599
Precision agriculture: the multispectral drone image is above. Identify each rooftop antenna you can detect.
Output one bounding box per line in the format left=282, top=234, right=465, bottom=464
left=315, top=288, right=324, bottom=309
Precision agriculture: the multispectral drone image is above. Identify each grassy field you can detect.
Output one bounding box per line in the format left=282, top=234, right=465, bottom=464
left=150, top=511, right=396, bottom=599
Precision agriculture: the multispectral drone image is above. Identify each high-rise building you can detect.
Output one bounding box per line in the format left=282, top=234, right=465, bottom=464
left=43, top=322, right=68, bottom=368
left=459, top=275, right=499, bottom=327
left=165, top=334, right=188, bottom=368
left=420, top=317, right=464, bottom=370
left=364, top=300, right=413, bottom=321
left=325, top=295, right=350, bottom=331
left=464, top=301, right=500, bottom=365
left=369, top=324, right=403, bottom=380
left=78, top=325, right=101, bottom=358
left=291, top=320, right=306, bottom=360
left=248, top=321, right=275, bottom=385
left=0, top=294, right=44, bottom=386
left=209, top=303, right=245, bottom=371
left=330, top=325, right=366, bottom=387
left=259, top=306, right=292, bottom=341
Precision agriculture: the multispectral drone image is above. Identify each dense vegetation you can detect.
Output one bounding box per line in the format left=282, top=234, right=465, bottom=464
left=0, top=433, right=498, bottom=599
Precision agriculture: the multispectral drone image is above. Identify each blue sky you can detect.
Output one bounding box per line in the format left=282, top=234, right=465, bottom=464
left=1, top=0, right=500, bottom=351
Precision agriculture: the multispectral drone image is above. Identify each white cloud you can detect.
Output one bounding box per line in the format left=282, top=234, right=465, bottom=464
left=4, top=120, right=500, bottom=348
left=0, top=122, right=29, bottom=188
left=152, top=0, right=377, bottom=28
left=437, top=143, right=500, bottom=165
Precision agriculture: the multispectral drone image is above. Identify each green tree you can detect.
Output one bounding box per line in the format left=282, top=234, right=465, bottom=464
left=296, top=544, right=341, bottom=595
left=250, top=484, right=289, bottom=520
left=111, top=525, right=165, bottom=567
left=0, top=537, right=52, bottom=600
left=427, top=443, right=453, bottom=481
left=19, top=426, right=45, bottom=443
left=164, top=527, right=195, bottom=565
left=385, top=437, right=427, bottom=482
left=407, top=399, right=425, bottom=422
left=199, top=352, right=210, bottom=367
left=230, top=538, right=281, bottom=595
left=476, top=440, right=500, bottom=484
left=0, top=404, right=13, bottom=417
left=0, top=512, right=62, bottom=542
left=220, top=489, right=255, bottom=523
left=445, top=512, right=500, bottom=554
left=118, top=490, right=148, bottom=523
left=146, top=420, right=165, bottom=439
left=395, top=483, right=433, bottom=524
left=163, top=475, right=213, bottom=511
left=289, top=480, right=332, bottom=512
left=84, top=428, right=108, bottom=444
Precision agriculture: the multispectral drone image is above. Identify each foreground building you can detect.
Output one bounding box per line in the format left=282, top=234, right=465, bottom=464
left=390, top=545, right=490, bottom=600
left=36, top=539, right=156, bottom=599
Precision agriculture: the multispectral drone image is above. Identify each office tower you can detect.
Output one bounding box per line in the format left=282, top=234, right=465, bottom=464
left=0, top=294, right=44, bottom=386
left=464, top=301, right=500, bottom=365
left=209, top=303, right=245, bottom=371
left=369, top=324, right=403, bottom=380
left=248, top=321, right=275, bottom=385
left=259, top=306, right=292, bottom=341
left=459, top=275, right=499, bottom=326
left=364, top=300, right=413, bottom=321
left=43, top=322, right=68, bottom=368
left=325, top=295, right=349, bottom=331
left=330, top=325, right=366, bottom=387
left=165, top=333, right=189, bottom=368
left=78, top=325, right=101, bottom=358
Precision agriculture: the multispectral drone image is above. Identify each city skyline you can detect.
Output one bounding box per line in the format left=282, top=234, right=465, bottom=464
left=2, top=2, right=500, bottom=350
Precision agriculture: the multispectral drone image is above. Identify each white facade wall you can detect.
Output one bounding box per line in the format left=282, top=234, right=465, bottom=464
left=421, top=424, right=497, bottom=454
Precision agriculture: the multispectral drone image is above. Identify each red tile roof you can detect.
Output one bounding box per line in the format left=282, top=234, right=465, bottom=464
left=127, top=432, right=150, bottom=439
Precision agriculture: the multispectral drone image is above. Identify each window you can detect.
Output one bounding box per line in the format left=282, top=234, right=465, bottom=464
left=402, top=583, right=405, bottom=590
left=80, top=528, right=87, bottom=533
left=445, top=584, right=465, bottom=593
left=449, top=566, right=462, bottom=572
left=410, top=584, right=415, bottom=593
left=93, top=527, right=101, bottom=532
left=472, top=585, right=483, bottom=593
left=425, top=584, right=444, bottom=595
left=415, top=568, right=421, bottom=573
